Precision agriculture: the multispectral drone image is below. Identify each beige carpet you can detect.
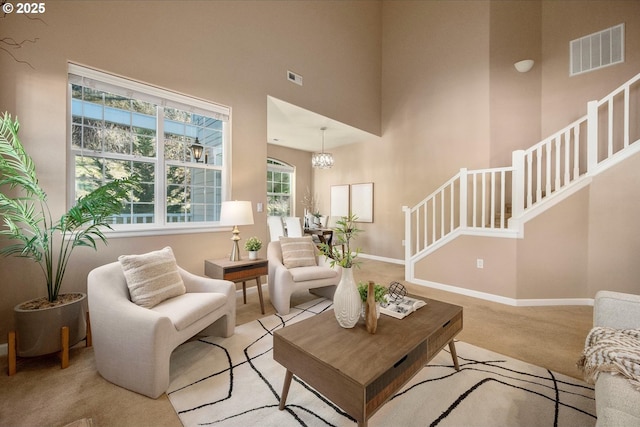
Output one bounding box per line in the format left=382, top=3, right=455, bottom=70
left=168, top=298, right=596, bottom=426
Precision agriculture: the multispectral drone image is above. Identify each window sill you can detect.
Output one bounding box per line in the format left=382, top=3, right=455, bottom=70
left=102, top=224, right=232, bottom=239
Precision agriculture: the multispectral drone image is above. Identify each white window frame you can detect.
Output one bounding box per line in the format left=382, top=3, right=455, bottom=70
left=67, top=63, right=232, bottom=237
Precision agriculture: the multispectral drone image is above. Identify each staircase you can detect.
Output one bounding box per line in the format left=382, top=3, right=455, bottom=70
left=403, top=72, right=640, bottom=281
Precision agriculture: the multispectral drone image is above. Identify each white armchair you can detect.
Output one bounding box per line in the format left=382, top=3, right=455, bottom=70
left=267, top=238, right=341, bottom=315
left=87, top=261, right=235, bottom=398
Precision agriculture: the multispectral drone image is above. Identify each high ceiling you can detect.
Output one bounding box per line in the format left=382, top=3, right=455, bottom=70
left=267, top=96, right=376, bottom=153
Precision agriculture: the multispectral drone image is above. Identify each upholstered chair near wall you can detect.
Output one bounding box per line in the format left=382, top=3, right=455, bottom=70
left=284, top=217, right=303, bottom=237
left=87, top=247, right=236, bottom=398
left=267, top=216, right=286, bottom=241
left=267, top=236, right=341, bottom=315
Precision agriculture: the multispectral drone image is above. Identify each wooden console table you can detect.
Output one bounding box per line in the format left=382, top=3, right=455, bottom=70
left=204, top=258, right=268, bottom=314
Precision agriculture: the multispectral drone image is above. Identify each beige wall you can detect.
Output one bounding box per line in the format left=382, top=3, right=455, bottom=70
left=587, top=151, right=640, bottom=296
left=402, top=0, right=640, bottom=301
left=541, top=0, right=640, bottom=135
left=415, top=235, right=518, bottom=299
left=315, top=0, right=493, bottom=260
left=489, top=1, right=542, bottom=167
left=0, top=0, right=382, bottom=342
left=516, top=188, right=591, bottom=300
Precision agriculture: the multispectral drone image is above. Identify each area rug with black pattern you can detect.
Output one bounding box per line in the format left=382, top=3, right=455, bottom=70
left=167, top=298, right=596, bottom=427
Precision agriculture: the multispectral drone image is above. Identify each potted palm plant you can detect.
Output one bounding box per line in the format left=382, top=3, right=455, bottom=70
left=0, top=112, right=137, bottom=358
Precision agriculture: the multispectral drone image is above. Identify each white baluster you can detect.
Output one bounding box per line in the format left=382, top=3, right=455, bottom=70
left=555, top=136, right=561, bottom=191
left=573, top=125, right=580, bottom=179
left=545, top=142, right=552, bottom=197
left=564, top=130, right=571, bottom=186
left=459, top=168, right=468, bottom=229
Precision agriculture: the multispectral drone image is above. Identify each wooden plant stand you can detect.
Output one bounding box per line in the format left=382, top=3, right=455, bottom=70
left=7, top=311, right=92, bottom=376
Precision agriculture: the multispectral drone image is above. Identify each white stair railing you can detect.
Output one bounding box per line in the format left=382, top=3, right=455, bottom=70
left=405, top=71, right=640, bottom=272
left=511, top=115, right=588, bottom=216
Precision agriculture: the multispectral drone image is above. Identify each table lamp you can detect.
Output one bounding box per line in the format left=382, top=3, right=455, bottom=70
left=219, top=200, right=254, bottom=261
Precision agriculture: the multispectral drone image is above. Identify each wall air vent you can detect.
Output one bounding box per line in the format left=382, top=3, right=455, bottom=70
left=570, top=23, right=624, bottom=76
left=287, top=70, right=303, bottom=86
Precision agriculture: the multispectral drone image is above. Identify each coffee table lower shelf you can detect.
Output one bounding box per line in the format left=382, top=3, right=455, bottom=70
left=273, top=298, right=463, bottom=427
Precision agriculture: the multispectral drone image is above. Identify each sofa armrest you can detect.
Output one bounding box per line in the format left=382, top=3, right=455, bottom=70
left=594, top=290, right=640, bottom=329
left=179, top=267, right=234, bottom=296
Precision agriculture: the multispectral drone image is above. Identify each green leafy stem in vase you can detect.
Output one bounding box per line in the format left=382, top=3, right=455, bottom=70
left=318, top=214, right=362, bottom=268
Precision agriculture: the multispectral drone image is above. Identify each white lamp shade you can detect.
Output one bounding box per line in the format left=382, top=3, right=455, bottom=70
left=514, top=59, right=534, bottom=73
left=219, top=201, right=254, bottom=226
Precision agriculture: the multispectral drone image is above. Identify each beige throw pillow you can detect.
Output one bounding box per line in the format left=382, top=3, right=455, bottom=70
left=279, top=236, right=318, bottom=268
left=119, top=246, right=186, bottom=308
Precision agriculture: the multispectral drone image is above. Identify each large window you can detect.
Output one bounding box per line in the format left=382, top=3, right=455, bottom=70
left=267, top=158, right=294, bottom=216
left=68, top=64, right=230, bottom=233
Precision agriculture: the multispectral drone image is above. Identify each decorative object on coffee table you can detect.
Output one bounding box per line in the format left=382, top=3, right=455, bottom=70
left=357, top=281, right=386, bottom=333
left=319, top=214, right=362, bottom=328
left=365, top=281, right=378, bottom=334
left=388, top=281, right=408, bottom=301
left=332, top=266, right=361, bottom=328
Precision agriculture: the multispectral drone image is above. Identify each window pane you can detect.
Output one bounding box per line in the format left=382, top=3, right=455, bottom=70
left=74, top=155, right=154, bottom=225
left=166, top=166, right=221, bottom=223
left=75, top=156, right=103, bottom=198
left=267, top=158, right=294, bottom=217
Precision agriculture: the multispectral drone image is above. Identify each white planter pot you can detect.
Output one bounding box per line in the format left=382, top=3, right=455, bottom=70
left=248, top=251, right=258, bottom=260
left=14, top=292, right=87, bottom=357
left=332, top=267, right=362, bottom=328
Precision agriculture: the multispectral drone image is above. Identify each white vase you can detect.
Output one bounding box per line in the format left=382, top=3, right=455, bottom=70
left=248, top=251, right=258, bottom=260
left=332, top=267, right=362, bottom=328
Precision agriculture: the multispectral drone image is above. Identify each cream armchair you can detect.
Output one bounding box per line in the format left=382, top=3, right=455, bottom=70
left=87, top=261, right=235, bottom=398
left=267, top=239, right=341, bottom=315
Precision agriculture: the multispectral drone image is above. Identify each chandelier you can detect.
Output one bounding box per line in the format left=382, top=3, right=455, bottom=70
left=311, top=127, right=334, bottom=169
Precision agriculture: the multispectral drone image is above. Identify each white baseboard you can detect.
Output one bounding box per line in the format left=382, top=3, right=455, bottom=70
left=359, top=252, right=405, bottom=265
left=513, top=298, right=594, bottom=307
left=411, top=278, right=594, bottom=307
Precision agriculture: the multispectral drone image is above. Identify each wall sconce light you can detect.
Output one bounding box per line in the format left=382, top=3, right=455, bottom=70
left=219, top=200, right=254, bottom=261
left=190, top=137, right=204, bottom=162
left=514, top=59, right=535, bottom=73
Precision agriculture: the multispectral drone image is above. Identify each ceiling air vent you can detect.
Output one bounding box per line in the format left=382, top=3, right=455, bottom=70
left=570, top=23, right=624, bottom=76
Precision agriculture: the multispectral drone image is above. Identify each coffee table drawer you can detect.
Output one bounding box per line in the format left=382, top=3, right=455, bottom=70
left=365, top=339, right=429, bottom=415
left=426, top=311, right=463, bottom=360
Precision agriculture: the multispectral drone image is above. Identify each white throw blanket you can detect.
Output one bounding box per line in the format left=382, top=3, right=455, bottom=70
left=578, top=327, right=640, bottom=390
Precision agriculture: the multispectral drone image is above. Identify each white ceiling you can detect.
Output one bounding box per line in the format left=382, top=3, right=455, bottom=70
left=267, top=96, right=376, bottom=152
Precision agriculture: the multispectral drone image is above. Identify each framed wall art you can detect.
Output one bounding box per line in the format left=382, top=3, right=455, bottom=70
left=330, top=185, right=350, bottom=218
left=350, top=182, right=373, bottom=223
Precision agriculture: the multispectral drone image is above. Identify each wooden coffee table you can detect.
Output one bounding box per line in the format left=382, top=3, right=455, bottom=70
left=273, top=297, right=462, bottom=427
